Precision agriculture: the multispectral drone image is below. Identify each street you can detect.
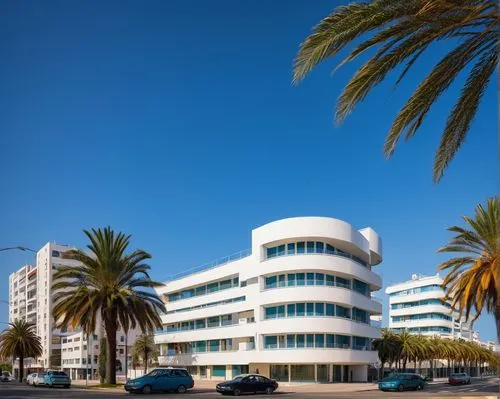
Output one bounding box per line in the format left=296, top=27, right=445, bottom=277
left=0, top=379, right=498, bottom=399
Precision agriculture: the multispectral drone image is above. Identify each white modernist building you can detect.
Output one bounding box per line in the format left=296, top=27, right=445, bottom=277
left=9, top=264, right=37, bottom=325
left=155, top=217, right=383, bottom=383
left=386, top=274, right=472, bottom=339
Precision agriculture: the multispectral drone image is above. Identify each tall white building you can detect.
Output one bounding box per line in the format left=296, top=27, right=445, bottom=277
left=386, top=274, right=472, bottom=339
left=155, top=217, right=383, bottom=383
left=9, top=264, right=37, bottom=325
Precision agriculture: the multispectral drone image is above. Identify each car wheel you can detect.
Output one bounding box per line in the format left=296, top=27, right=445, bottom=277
left=397, top=384, right=404, bottom=392
left=64, top=385, right=70, bottom=389
left=233, top=388, right=241, bottom=396
left=177, top=385, right=187, bottom=393
left=417, top=384, right=423, bottom=390
left=142, top=385, right=152, bottom=394
left=265, top=387, right=274, bottom=395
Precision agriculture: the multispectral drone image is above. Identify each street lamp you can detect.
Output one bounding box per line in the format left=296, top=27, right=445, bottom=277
left=0, top=246, right=36, bottom=253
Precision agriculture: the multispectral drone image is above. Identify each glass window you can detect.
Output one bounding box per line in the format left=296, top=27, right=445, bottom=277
left=307, top=241, right=315, bottom=253
left=336, top=277, right=350, bottom=289
left=315, top=242, right=324, bottom=253
left=265, top=336, right=278, bottom=349
left=306, top=334, right=314, bottom=348
left=296, top=273, right=305, bottom=286
left=315, top=303, right=325, bottom=316
left=336, top=335, right=350, bottom=349
left=277, top=245, right=286, bottom=257
left=195, top=319, right=206, bottom=329
left=287, top=243, right=295, bottom=255
left=326, top=334, right=335, bottom=348
left=220, top=280, right=232, bottom=290
left=336, top=305, right=350, bottom=318
left=278, top=335, right=286, bottom=348
left=267, top=247, right=277, bottom=259
left=277, top=305, right=285, bottom=318
left=296, top=334, right=305, bottom=348
left=306, top=303, right=314, bottom=316
left=296, top=242, right=305, bottom=254
left=285, top=303, right=296, bottom=317
left=315, top=273, right=324, bottom=286
left=326, top=244, right=335, bottom=254
left=296, top=303, right=305, bottom=316
left=278, top=275, right=286, bottom=287
left=286, top=334, right=295, bottom=348
left=221, top=314, right=232, bottom=326
left=207, top=282, right=219, bottom=293
left=326, top=303, right=335, bottom=316
left=326, top=275, right=334, bottom=286
left=315, top=334, right=325, bottom=348
left=337, top=248, right=349, bottom=258
left=195, top=286, right=206, bottom=296
left=212, top=365, right=226, bottom=377
left=220, top=338, right=232, bottom=351
left=196, top=341, right=206, bottom=353
left=181, top=289, right=195, bottom=299
left=208, top=316, right=220, bottom=327
left=265, top=306, right=277, bottom=319
left=265, top=276, right=277, bottom=289
left=306, top=273, right=315, bottom=286
left=291, top=365, right=315, bottom=382
left=233, top=277, right=239, bottom=287
left=287, top=274, right=296, bottom=286
left=209, top=340, right=219, bottom=352
left=353, top=279, right=368, bottom=296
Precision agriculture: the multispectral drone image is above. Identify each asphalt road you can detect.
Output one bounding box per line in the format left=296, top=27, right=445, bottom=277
left=0, top=379, right=498, bottom=399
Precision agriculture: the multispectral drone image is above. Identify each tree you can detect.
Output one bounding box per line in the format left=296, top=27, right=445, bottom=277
left=51, top=227, right=166, bottom=384
left=373, top=329, right=400, bottom=379
left=438, top=197, right=500, bottom=342
left=293, top=0, right=497, bottom=182
left=131, top=334, right=158, bottom=375
left=98, top=337, right=107, bottom=383
left=0, top=320, right=42, bottom=382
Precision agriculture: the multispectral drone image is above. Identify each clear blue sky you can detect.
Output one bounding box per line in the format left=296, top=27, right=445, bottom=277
left=0, top=1, right=497, bottom=340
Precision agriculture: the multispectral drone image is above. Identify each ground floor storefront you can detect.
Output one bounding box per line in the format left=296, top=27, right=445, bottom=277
left=174, top=363, right=369, bottom=383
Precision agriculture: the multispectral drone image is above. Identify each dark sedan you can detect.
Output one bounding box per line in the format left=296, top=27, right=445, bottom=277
left=216, top=374, right=278, bottom=396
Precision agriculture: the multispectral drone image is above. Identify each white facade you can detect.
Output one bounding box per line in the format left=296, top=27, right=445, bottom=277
left=9, top=264, right=37, bottom=325
left=386, top=274, right=472, bottom=339
left=154, top=217, right=383, bottom=383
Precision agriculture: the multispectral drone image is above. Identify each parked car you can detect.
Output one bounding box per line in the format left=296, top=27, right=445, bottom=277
left=44, top=370, right=71, bottom=388
left=449, top=373, right=471, bottom=385
left=378, top=373, right=426, bottom=392
left=26, top=373, right=36, bottom=385
left=216, top=374, right=279, bottom=396
left=0, top=371, right=13, bottom=382
left=34, top=372, right=47, bottom=386
left=124, top=367, right=194, bottom=394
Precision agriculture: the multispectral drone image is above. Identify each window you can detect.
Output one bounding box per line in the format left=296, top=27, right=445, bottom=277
left=287, top=274, right=296, bottom=287
left=265, top=306, right=277, bottom=319
left=277, top=245, right=286, bottom=256
left=306, top=273, right=315, bottom=286
left=315, top=334, right=325, bottom=348
left=209, top=340, right=219, bottom=352
left=326, top=303, right=335, bottom=316
left=306, top=241, right=315, bottom=253
left=326, top=275, right=334, bottom=286
left=296, top=273, right=305, bottom=286
left=336, top=305, right=350, bottom=318
left=296, top=303, right=305, bottom=317
left=326, top=244, right=335, bottom=254
left=315, top=273, right=324, bottom=285
left=196, top=319, right=206, bottom=329
left=287, top=243, right=295, bottom=255
left=296, top=334, right=305, bottom=348
left=207, top=282, right=219, bottom=293
left=195, top=341, right=206, bottom=353
left=286, top=334, right=295, bottom=348
left=306, top=334, right=314, bottom=348
left=195, top=286, right=207, bottom=296
left=119, top=348, right=124, bottom=355
left=181, top=289, right=195, bottom=299
left=265, top=276, right=277, bottom=289
left=278, top=274, right=286, bottom=287
left=233, top=277, right=239, bottom=287
left=267, top=247, right=277, bottom=259
left=287, top=304, right=296, bottom=317
left=265, top=336, right=278, bottom=349
left=221, top=314, right=232, bottom=326
left=336, top=277, right=350, bottom=289
left=120, top=336, right=124, bottom=343
left=212, top=366, right=226, bottom=377
left=306, top=303, right=314, bottom=316
left=353, top=279, right=368, bottom=296
left=208, top=316, right=220, bottom=328
left=316, top=242, right=324, bottom=253
left=296, top=242, right=305, bottom=254
left=326, top=334, right=335, bottom=348
left=315, top=303, right=325, bottom=316
left=335, top=335, right=350, bottom=348
left=220, top=280, right=232, bottom=290
left=277, top=305, right=285, bottom=318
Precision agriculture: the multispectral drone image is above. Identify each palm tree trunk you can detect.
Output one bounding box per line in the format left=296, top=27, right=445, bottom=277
left=495, top=304, right=500, bottom=344
left=104, top=316, right=118, bottom=385
left=18, top=353, right=24, bottom=383
left=144, top=351, right=148, bottom=375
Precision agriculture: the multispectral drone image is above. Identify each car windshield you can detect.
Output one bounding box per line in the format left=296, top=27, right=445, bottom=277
left=451, top=373, right=465, bottom=377
left=50, top=372, right=67, bottom=376
left=2, top=372, right=9, bottom=376
left=232, top=376, right=245, bottom=382
left=146, top=369, right=165, bottom=377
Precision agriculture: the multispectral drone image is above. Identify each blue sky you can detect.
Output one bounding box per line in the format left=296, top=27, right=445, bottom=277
left=0, top=1, right=497, bottom=340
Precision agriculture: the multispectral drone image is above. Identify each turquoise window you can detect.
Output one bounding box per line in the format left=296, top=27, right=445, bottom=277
left=306, top=273, right=315, bottom=286
left=287, top=274, right=296, bottom=286
left=315, top=273, right=324, bottom=285
left=265, top=336, right=278, bottom=349
left=296, top=303, right=305, bottom=316
left=265, top=276, right=277, bottom=289
left=287, top=304, right=296, bottom=317
left=306, top=334, right=314, bottom=348
left=219, top=280, right=231, bottom=290
left=208, top=316, right=220, bottom=327
left=336, top=335, right=350, bottom=348
left=315, top=303, right=325, bottom=316
left=297, top=242, right=305, bottom=254
left=277, top=245, right=286, bottom=256
left=307, top=241, right=315, bottom=253
left=278, top=275, right=286, bottom=287
left=326, top=303, right=335, bottom=316
left=326, top=275, right=334, bottom=286
left=277, top=305, right=285, bottom=318
left=336, top=277, right=350, bottom=289
left=336, top=305, right=350, bottom=318
left=209, top=340, right=219, bottom=352
left=207, top=282, right=219, bottom=293
left=212, top=366, right=226, bottom=377
left=286, top=334, right=295, bottom=348
left=326, top=334, right=335, bottom=348
left=195, top=286, right=206, bottom=296
left=195, top=341, right=206, bottom=352
left=195, top=319, right=205, bottom=329
left=326, top=244, right=335, bottom=254
left=306, top=303, right=314, bottom=316
left=316, top=242, right=324, bottom=253
left=296, top=273, right=305, bottom=286
left=296, top=334, right=305, bottom=348
left=267, top=247, right=277, bottom=259
left=287, top=243, right=295, bottom=255
left=315, top=334, right=325, bottom=348
left=265, top=306, right=277, bottom=319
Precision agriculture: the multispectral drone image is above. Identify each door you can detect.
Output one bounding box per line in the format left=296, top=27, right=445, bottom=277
left=241, top=376, right=257, bottom=393
left=155, top=369, right=172, bottom=391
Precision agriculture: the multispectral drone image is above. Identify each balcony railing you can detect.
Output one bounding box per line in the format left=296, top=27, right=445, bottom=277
left=163, top=249, right=251, bottom=282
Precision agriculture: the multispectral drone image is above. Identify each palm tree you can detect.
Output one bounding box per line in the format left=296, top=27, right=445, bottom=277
left=293, top=0, right=497, bottom=182
left=51, top=227, right=166, bottom=384
left=0, top=320, right=42, bottom=382
left=438, top=197, right=500, bottom=342
left=131, top=334, right=158, bottom=375
left=373, top=329, right=400, bottom=379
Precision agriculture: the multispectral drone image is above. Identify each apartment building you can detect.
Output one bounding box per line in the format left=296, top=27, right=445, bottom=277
left=9, top=264, right=37, bottom=324
left=155, top=216, right=383, bottom=383
left=386, top=274, right=472, bottom=339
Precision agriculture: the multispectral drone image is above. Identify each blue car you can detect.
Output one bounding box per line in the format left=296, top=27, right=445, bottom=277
left=379, top=373, right=426, bottom=392
left=44, top=370, right=71, bottom=388
left=124, top=368, right=194, bottom=394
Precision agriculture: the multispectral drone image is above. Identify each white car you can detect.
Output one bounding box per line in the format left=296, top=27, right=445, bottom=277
left=26, top=373, right=36, bottom=385
left=33, top=372, right=46, bottom=386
